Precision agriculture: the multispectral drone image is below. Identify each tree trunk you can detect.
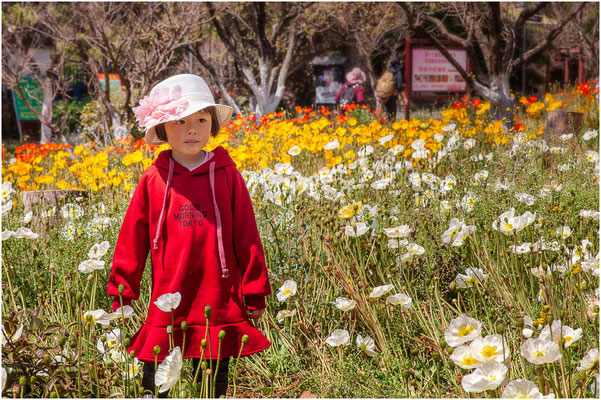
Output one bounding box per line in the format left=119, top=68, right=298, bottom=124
left=473, top=72, right=515, bottom=126
left=110, top=109, right=129, bottom=143
left=21, top=189, right=88, bottom=236
left=40, top=77, right=54, bottom=144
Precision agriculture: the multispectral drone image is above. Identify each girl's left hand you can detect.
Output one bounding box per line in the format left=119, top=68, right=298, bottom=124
left=248, top=308, right=265, bottom=319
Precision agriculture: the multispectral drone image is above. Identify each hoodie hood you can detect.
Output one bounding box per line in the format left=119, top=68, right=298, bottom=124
left=151, top=146, right=236, bottom=278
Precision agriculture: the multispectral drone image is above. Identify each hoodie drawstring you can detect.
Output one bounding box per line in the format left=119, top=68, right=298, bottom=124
left=153, top=157, right=174, bottom=263
left=210, top=162, right=229, bottom=279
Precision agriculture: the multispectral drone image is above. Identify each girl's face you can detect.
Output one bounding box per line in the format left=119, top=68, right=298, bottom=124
left=164, top=109, right=212, bottom=159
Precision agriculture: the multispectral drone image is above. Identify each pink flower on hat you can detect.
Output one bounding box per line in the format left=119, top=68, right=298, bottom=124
left=132, top=85, right=189, bottom=130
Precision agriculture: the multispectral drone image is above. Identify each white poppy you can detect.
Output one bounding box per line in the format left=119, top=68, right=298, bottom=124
left=470, top=334, right=510, bottom=363
left=23, top=211, right=33, bottom=224
left=123, top=357, right=141, bottom=379
left=492, top=208, right=536, bottom=235
left=13, top=227, right=39, bottom=239
left=378, top=134, right=394, bottom=145
left=406, top=243, right=425, bottom=256
left=154, top=292, right=182, bottom=313
left=334, top=297, right=357, bottom=312
left=455, top=268, right=487, bottom=288
left=275, top=309, right=296, bottom=324
left=356, top=335, right=378, bottom=356
left=97, top=329, right=122, bottom=353
left=580, top=209, right=600, bottom=219
left=440, top=174, right=457, bottom=192
left=1, top=181, right=15, bottom=202
left=383, top=225, right=411, bottom=238
left=60, top=203, right=85, bottom=219
left=324, top=139, right=340, bottom=150
left=554, top=226, right=572, bottom=239
left=410, top=139, right=426, bottom=150
left=510, top=243, right=532, bottom=254
left=88, top=241, right=111, bottom=259
left=276, top=280, right=297, bottom=302
left=82, top=309, right=110, bottom=329
left=78, top=259, right=105, bottom=273
left=412, top=148, right=430, bottom=159
left=520, top=338, right=562, bottom=364
left=1, top=201, right=13, bottom=215
left=501, top=379, right=548, bottom=398
left=155, top=347, right=183, bottom=393
left=326, top=329, right=350, bottom=347
left=386, top=293, right=412, bottom=310
left=464, top=138, right=476, bottom=150
left=287, top=145, right=301, bottom=156
left=369, top=284, right=395, bottom=298
left=577, top=348, right=599, bottom=371
left=1, top=230, right=14, bottom=240
left=108, top=305, right=135, bottom=321
left=461, top=362, right=508, bottom=393
left=444, top=314, right=482, bottom=347
left=450, top=345, right=482, bottom=369
left=344, top=222, right=369, bottom=237
left=582, top=129, right=598, bottom=141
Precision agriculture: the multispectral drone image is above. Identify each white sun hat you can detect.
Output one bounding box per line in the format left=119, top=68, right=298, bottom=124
left=132, top=74, right=233, bottom=145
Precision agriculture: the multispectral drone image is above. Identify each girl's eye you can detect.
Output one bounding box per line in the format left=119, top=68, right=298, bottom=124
left=176, top=120, right=185, bottom=125
left=198, top=118, right=206, bottom=123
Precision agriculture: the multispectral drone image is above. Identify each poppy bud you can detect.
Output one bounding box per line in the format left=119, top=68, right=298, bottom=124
left=124, top=338, right=130, bottom=347
left=118, top=284, right=125, bottom=294
left=201, top=339, right=207, bottom=349
left=242, top=334, right=249, bottom=344
left=129, top=350, right=135, bottom=358
left=181, top=321, right=188, bottom=332
left=205, top=305, right=212, bottom=319
left=19, top=376, right=27, bottom=386
left=167, top=325, right=173, bottom=334
left=496, top=324, right=505, bottom=334
left=153, top=345, right=161, bottom=355
left=218, top=330, right=226, bottom=340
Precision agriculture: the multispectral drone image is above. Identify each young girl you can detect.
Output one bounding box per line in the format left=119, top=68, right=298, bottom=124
left=107, top=74, right=272, bottom=397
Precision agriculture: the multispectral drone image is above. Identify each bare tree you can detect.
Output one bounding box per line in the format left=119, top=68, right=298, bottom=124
left=32, top=2, right=197, bottom=144
left=2, top=3, right=75, bottom=143
left=399, top=2, right=587, bottom=123
left=204, top=2, right=313, bottom=117
left=569, top=3, right=599, bottom=79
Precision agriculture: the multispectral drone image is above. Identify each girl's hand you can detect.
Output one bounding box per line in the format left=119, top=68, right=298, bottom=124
left=248, top=308, right=265, bottom=319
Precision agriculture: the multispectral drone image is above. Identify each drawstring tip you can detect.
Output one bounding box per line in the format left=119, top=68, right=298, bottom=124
left=221, top=269, right=230, bottom=279
left=152, top=241, right=158, bottom=250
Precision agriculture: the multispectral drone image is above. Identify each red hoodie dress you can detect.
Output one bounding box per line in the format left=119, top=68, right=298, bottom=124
left=107, top=146, right=272, bottom=362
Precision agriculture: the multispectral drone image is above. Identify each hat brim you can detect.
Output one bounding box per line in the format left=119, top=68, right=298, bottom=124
left=144, top=102, right=233, bottom=146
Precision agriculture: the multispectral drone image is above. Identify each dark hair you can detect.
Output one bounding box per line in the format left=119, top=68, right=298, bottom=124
left=154, top=106, right=220, bottom=142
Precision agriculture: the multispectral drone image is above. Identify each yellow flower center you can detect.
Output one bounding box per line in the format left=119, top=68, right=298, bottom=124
left=461, top=355, right=477, bottom=366
left=481, top=346, right=497, bottom=358
left=484, top=374, right=497, bottom=381
left=457, top=326, right=474, bottom=338
left=283, top=288, right=290, bottom=295
left=504, top=223, right=514, bottom=231
left=466, top=278, right=478, bottom=287
left=533, top=350, right=546, bottom=358
left=564, top=336, right=572, bottom=342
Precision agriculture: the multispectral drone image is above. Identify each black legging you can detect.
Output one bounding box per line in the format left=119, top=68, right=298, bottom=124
left=142, top=357, right=230, bottom=398
left=384, top=94, right=398, bottom=121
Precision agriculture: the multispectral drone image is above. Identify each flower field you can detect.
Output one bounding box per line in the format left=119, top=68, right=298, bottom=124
left=1, top=83, right=600, bottom=398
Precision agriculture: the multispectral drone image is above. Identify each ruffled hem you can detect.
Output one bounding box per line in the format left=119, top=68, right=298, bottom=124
left=128, top=320, right=271, bottom=362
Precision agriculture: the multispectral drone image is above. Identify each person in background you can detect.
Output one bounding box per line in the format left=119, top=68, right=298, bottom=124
left=335, top=67, right=366, bottom=113
left=376, top=58, right=404, bottom=121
